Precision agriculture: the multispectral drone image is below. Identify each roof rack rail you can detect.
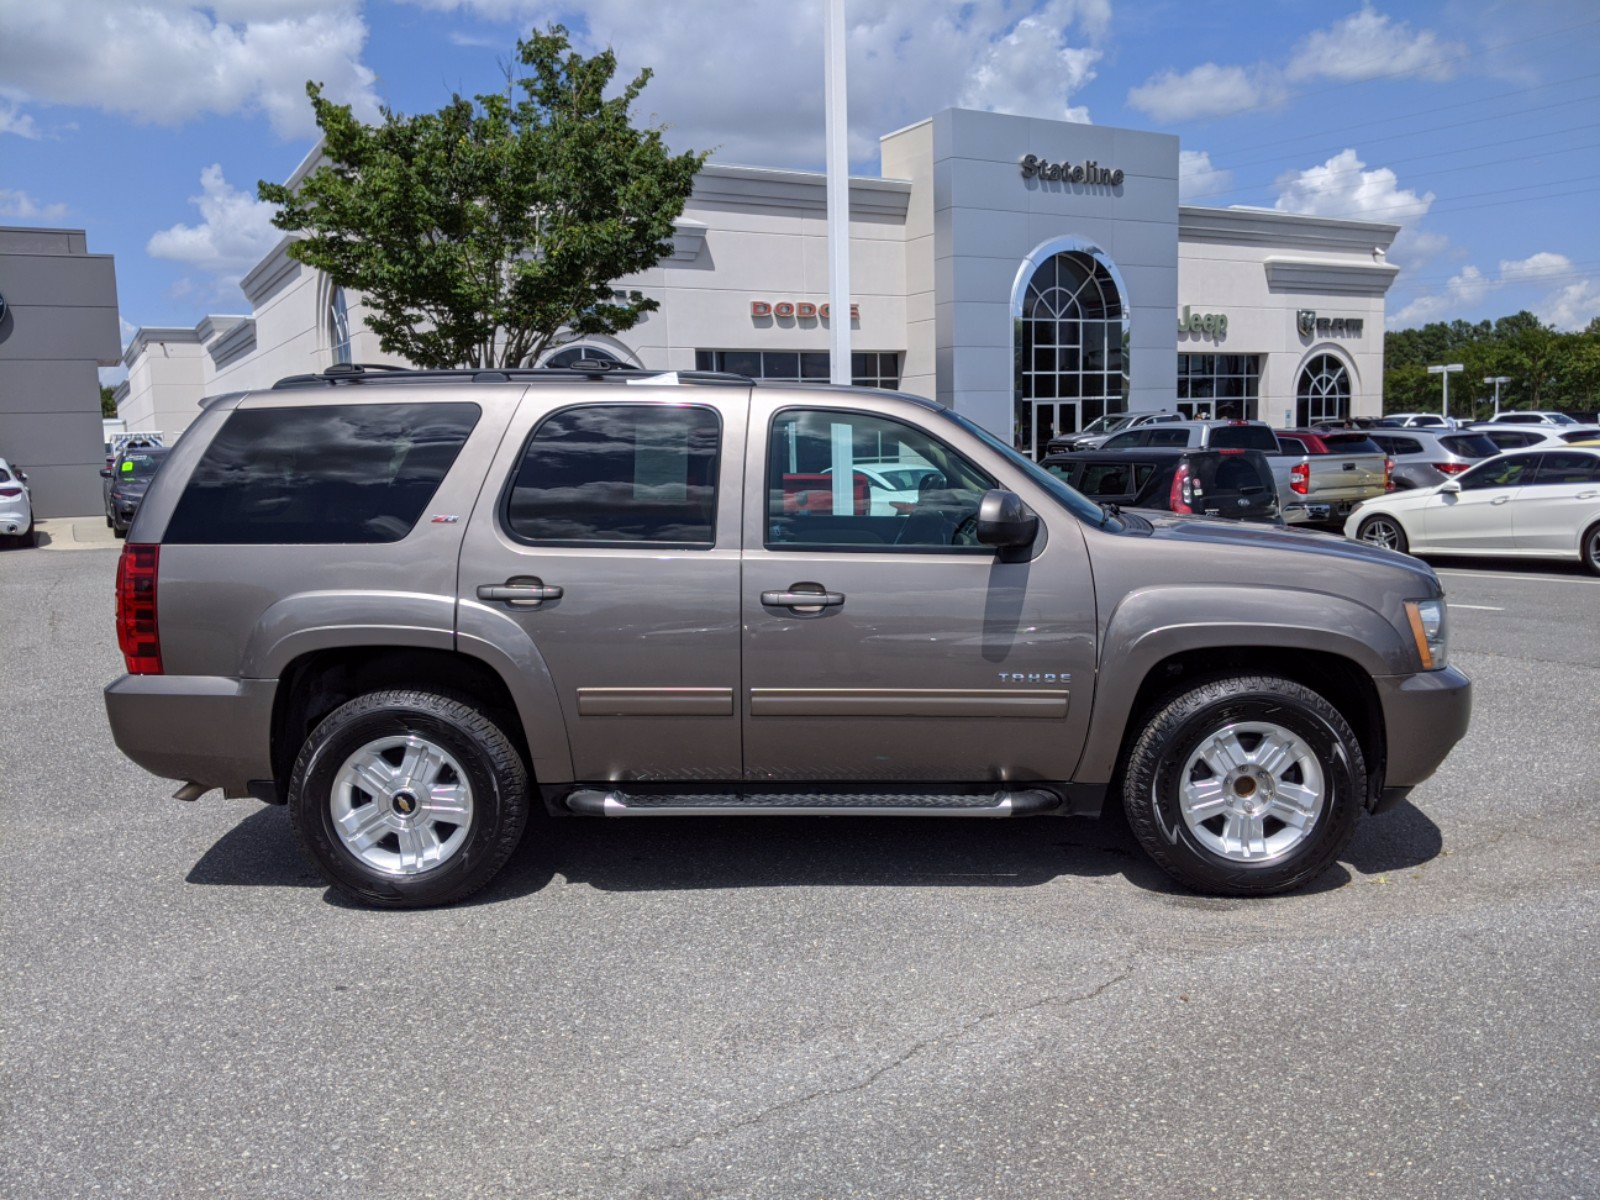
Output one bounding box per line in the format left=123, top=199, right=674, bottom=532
left=270, top=364, right=756, bottom=390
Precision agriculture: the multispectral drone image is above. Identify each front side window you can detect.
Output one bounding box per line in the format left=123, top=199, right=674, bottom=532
left=165, top=403, right=480, bottom=544
left=766, top=409, right=991, bottom=551
left=1459, top=454, right=1538, bottom=490
left=505, top=404, right=720, bottom=546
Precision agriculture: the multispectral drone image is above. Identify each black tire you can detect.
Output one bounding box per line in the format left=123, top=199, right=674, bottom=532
left=1356, top=513, right=1408, bottom=554
left=1122, top=674, right=1366, bottom=897
left=288, top=689, right=530, bottom=908
left=1582, top=521, right=1600, bottom=577
left=105, top=507, right=113, bottom=528
left=112, top=521, right=127, bottom=539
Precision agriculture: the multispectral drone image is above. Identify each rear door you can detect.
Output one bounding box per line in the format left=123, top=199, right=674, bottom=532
left=457, top=390, right=747, bottom=781
left=1513, top=451, right=1600, bottom=553
left=1418, top=453, right=1537, bottom=552
left=739, top=394, right=1098, bottom=783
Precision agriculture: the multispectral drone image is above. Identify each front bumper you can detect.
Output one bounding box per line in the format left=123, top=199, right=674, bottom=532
left=105, top=675, right=277, bottom=798
left=1373, top=665, right=1472, bottom=793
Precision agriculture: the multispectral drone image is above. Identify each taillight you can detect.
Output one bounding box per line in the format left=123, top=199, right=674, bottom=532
left=1434, top=462, right=1471, bottom=475
left=1385, top=457, right=1396, bottom=492
left=1290, top=461, right=1310, bottom=495
left=1169, top=463, right=1193, bottom=514
left=116, top=543, right=162, bottom=675
left=0, top=486, right=20, bottom=498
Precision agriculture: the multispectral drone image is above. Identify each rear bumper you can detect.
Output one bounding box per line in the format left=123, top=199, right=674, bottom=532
left=1374, top=665, right=1472, bottom=790
left=0, top=506, right=30, bottom=533
left=104, top=674, right=277, bottom=798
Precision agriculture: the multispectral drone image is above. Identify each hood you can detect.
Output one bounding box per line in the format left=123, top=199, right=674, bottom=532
left=1130, top=508, right=1441, bottom=593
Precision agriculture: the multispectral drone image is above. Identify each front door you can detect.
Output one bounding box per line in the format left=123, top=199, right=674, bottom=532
left=458, top=393, right=747, bottom=781
left=1419, top=453, right=1534, bottom=552
left=740, top=397, right=1098, bottom=784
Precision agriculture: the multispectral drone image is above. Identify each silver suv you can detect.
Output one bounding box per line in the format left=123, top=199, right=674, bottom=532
left=105, top=366, right=1471, bottom=906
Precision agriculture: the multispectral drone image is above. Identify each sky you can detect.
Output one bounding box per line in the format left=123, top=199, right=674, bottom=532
left=2, top=0, right=1597, bottom=387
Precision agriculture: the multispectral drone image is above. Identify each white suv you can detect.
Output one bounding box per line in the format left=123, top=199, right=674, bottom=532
left=1484, top=411, right=1581, bottom=427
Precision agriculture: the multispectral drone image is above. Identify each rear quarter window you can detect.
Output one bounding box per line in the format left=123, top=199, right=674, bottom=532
left=1439, top=434, right=1499, bottom=458
left=163, top=402, right=481, bottom=544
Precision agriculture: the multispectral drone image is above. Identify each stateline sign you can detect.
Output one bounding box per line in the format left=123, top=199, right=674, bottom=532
left=1019, top=155, right=1124, bottom=186
left=751, top=300, right=859, bottom=320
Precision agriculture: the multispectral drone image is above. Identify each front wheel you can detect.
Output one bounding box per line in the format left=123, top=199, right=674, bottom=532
left=1122, top=674, right=1366, bottom=896
left=1356, top=513, right=1408, bottom=554
left=288, top=689, right=530, bottom=907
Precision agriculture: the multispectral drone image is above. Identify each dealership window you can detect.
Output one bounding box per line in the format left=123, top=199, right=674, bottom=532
left=541, top=344, right=623, bottom=368
left=1013, top=248, right=1129, bottom=457
left=695, top=350, right=900, bottom=389
left=328, top=287, right=353, bottom=366
left=1296, top=354, right=1351, bottom=426
left=1177, top=353, right=1261, bottom=420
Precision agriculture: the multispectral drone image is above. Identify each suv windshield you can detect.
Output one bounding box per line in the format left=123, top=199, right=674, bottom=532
left=939, top=409, right=1112, bottom=526
left=117, top=450, right=168, bottom=479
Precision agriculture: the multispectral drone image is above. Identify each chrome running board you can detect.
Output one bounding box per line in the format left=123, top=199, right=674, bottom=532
left=564, top=788, right=1062, bottom=818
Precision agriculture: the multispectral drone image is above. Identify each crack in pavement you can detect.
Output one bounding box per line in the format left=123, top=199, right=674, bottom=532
left=596, top=958, right=1138, bottom=1169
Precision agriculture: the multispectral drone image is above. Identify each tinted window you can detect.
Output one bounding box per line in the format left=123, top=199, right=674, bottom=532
left=1078, top=461, right=1152, bottom=496
left=1208, top=424, right=1280, bottom=451
left=767, top=409, right=992, bottom=551
left=1484, top=430, right=1538, bottom=448
left=1560, top=430, right=1600, bottom=444
left=1498, top=414, right=1540, bottom=425
left=1460, top=455, right=1538, bottom=490
left=1146, top=429, right=1191, bottom=447
left=1374, top=434, right=1422, bottom=456
left=165, top=403, right=480, bottom=545
left=505, top=404, right=720, bottom=546
left=1438, top=434, right=1499, bottom=458
left=0, top=465, right=10, bottom=482
left=1321, top=433, right=1382, bottom=454
left=1102, top=431, right=1148, bottom=449
left=1532, top=452, right=1600, bottom=485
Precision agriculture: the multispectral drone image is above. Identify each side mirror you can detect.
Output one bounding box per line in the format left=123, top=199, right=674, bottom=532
left=976, top=489, right=1039, bottom=559
left=99, top=468, right=112, bottom=478
left=1440, top=479, right=1461, bottom=494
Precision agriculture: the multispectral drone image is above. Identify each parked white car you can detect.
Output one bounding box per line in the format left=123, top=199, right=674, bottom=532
left=1482, top=411, right=1581, bottom=427
left=1345, top=447, right=1600, bottom=573
left=0, top=456, right=36, bottom=548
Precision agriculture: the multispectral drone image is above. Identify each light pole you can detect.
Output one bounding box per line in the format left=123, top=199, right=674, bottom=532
left=1484, top=375, right=1511, bottom=420
left=1428, top=363, right=1463, bottom=421
left=822, top=0, right=851, bottom=388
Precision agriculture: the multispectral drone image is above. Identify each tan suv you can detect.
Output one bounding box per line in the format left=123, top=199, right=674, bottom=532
left=105, top=365, right=1470, bottom=906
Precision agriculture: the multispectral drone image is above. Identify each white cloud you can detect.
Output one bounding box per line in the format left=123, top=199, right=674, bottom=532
left=1127, top=63, right=1282, bottom=123
left=1272, top=148, right=1434, bottom=224
left=1286, top=4, right=1466, bottom=84
left=399, top=0, right=1111, bottom=163
left=1536, top=280, right=1600, bottom=331
left=0, top=2, right=380, bottom=138
left=1177, top=149, right=1232, bottom=201
left=1390, top=265, right=1491, bottom=327
left=0, top=100, right=39, bottom=138
left=1498, top=252, right=1572, bottom=283
left=147, top=165, right=283, bottom=292
left=0, top=188, right=68, bottom=220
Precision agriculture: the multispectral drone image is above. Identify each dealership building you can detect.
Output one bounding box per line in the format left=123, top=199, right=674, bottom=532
left=119, top=108, right=1400, bottom=454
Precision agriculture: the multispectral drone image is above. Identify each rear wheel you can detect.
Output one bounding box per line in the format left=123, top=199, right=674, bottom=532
left=1582, top=521, right=1600, bottom=576
left=1357, top=513, right=1408, bottom=554
left=1122, top=674, right=1366, bottom=896
left=288, top=689, right=530, bottom=907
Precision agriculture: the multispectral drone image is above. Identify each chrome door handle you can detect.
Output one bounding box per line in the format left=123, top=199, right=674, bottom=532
left=477, top=577, right=563, bottom=607
left=1491, top=496, right=1510, bottom=505
left=1578, top=491, right=1599, bottom=499
left=761, top=587, right=845, bottom=609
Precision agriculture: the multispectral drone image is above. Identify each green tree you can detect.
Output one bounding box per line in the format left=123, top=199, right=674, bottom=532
left=260, top=26, right=707, bottom=368
left=100, top=383, right=117, bottom=418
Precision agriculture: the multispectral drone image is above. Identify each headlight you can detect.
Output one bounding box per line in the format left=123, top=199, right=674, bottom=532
left=1405, top=598, right=1448, bottom=670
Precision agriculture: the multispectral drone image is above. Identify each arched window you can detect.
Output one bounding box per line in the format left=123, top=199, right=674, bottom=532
left=1296, top=354, right=1351, bottom=426
left=541, top=345, right=622, bottom=369
left=328, top=287, right=352, bottom=366
left=1014, top=248, right=1128, bottom=456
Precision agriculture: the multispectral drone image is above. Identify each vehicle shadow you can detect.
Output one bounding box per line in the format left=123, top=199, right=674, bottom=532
left=186, top=798, right=1445, bottom=906
left=1424, top=554, right=1591, bottom=578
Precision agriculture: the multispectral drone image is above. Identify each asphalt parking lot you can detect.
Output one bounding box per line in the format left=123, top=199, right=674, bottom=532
left=2, top=545, right=1597, bottom=1199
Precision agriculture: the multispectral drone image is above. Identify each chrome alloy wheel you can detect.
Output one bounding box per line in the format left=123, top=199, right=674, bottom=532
left=1178, top=721, right=1326, bottom=863
left=330, top=735, right=475, bottom=876
left=1359, top=516, right=1403, bottom=550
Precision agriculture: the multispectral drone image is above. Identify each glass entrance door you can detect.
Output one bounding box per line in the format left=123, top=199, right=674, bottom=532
left=1027, top=401, right=1080, bottom=457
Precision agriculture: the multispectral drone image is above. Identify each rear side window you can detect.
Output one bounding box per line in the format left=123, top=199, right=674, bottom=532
left=1078, top=461, right=1151, bottom=495
left=165, top=402, right=480, bottom=545
left=1146, top=429, right=1190, bottom=447
left=1102, top=431, right=1148, bottom=449
left=1560, top=431, right=1600, bottom=444
left=1208, top=424, right=1279, bottom=451
left=505, top=404, right=721, bottom=546
left=1375, top=435, right=1422, bottom=455
left=1439, top=434, right=1499, bottom=458
left=1533, top=452, right=1600, bottom=485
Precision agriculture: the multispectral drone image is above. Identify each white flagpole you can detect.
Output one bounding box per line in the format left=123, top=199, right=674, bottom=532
left=823, top=0, right=851, bottom=387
